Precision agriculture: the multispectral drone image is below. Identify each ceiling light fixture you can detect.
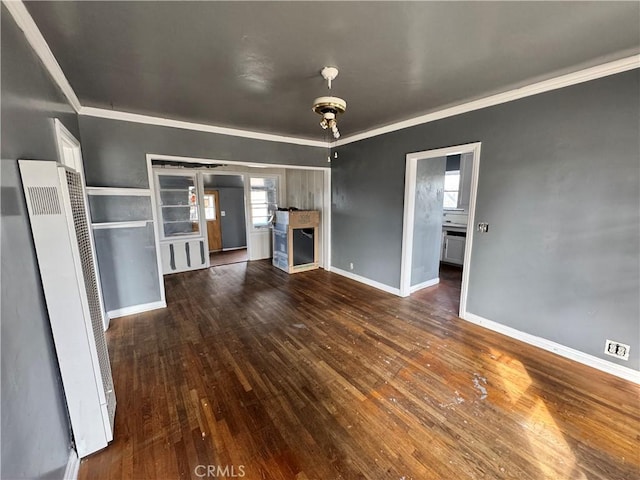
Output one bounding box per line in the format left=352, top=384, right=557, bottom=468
left=312, top=67, right=346, bottom=139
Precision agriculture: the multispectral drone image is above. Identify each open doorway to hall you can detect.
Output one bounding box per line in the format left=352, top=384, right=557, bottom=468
left=400, top=143, right=481, bottom=317
left=148, top=156, right=331, bottom=276
left=202, top=173, right=249, bottom=267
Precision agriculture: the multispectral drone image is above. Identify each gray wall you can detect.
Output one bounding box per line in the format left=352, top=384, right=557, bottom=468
left=332, top=70, right=640, bottom=370
left=79, top=116, right=328, bottom=188
left=1, top=7, right=76, bottom=478
left=79, top=117, right=327, bottom=310
left=217, top=188, right=247, bottom=249
left=411, top=157, right=445, bottom=286
left=93, top=224, right=161, bottom=311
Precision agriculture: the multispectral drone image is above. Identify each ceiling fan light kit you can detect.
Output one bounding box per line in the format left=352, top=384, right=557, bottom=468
left=312, top=66, right=347, bottom=139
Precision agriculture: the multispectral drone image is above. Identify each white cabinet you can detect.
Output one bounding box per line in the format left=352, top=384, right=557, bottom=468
left=160, top=239, right=208, bottom=274
left=442, top=233, right=466, bottom=265
left=154, top=169, right=210, bottom=274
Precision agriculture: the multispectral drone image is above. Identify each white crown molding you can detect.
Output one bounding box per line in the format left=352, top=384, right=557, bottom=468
left=462, top=312, right=640, bottom=385
left=334, top=54, right=640, bottom=147
left=79, top=107, right=328, bottom=148
left=4, top=0, right=82, bottom=112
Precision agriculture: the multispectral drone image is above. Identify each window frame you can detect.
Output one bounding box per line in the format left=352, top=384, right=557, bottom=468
left=248, top=174, right=280, bottom=231
left=443, top=169, right=462, bottom=210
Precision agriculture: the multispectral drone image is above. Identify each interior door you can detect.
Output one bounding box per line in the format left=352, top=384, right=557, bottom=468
left=204, top=190, right=222, bottom=252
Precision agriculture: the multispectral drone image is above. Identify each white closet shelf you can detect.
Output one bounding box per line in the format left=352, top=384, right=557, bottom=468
left=92, top=221, right=152, bottom=230
left=86, top=187, right=151, bottom=196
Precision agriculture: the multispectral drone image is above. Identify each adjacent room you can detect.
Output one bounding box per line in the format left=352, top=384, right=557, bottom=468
left=2, top=2, right=639, bottom=480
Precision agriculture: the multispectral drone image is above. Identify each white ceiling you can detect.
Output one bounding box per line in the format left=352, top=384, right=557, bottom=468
left=24, top=1, right=640, bottom=141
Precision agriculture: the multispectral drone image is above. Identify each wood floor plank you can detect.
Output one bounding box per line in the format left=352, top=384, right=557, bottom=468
left=79, top=261, right=639, bottom=480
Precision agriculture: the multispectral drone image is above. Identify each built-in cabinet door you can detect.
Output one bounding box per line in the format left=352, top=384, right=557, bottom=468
left=160, top=239, right=208, bottom=274
left=154, top=169, right=210, bottom=274
left=443, top=235, right=466, bottom=265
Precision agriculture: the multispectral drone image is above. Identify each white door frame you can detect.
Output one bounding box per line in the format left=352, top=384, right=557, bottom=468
left=54, top=119, right=110, bottom=330
left=146, top=154, right=332, bottom=269
left=399, top=142, right=482, bottom=316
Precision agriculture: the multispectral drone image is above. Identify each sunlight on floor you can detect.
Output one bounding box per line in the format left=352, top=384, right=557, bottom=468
left=490, top=348, right=588, bottom=480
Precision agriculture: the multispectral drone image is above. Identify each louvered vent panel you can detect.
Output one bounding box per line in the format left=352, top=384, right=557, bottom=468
left=27, top=186, right=61, bottom=215
left=65, top=171, right=115, bottom=424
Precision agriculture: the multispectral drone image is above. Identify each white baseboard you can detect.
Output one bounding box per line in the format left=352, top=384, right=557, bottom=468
left=462, top=311, right=640, bottom=384
left=221, top=246, right=247, bottom=251
left=108, top=300, right=167, bottom=319
left=63, top=449, right=80, bottom=480
left=410, top=277, right=440, bottom=293
left=330, top=267, right=401, bottom=296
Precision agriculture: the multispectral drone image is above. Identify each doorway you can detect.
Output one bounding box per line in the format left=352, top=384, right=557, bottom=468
left=400, top=142, right=481, bottom=318
left=204, top=190, right=222, bottom=252
left=203, top=173, right=249, bottom=267
left=147, top=154, right=332, bottom=273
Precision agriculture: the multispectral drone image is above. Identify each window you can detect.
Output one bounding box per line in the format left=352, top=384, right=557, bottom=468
left=443, top=170, right=461, bottom=209
left=203, top=193, right=216, bottom=221
left=250, top=176, right=278, bottom=228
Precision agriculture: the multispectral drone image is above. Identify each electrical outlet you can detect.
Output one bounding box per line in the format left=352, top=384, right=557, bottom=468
left=477, top=222, right=489, bottom=233
left=349, top=262, right=354, bottom=270
left=604, top=340, right=630, bottom=360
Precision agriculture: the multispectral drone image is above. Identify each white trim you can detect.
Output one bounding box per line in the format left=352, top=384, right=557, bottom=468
left=4, top=1, right=82, bottom=112
left=334, top=55, right=640, bottom=147
left=63, top=449, right=80, bottom=480
left=323, top=170, right=332, bottom=270
left=80, top=107, right=328, bottom=148
left=149, top=153, right=330, bottom=171
left=330, top=267, right=400, bottom=296
left=410, top=277, right=440, bottom=293
left=399, top=142, right=482, bottom=317
left=462, top=312, right=640, bottom=385
left=86, top=187, right=151, bottom=196
left=92, top=221, right=151, bottom=230
left=54, top=119, right=80, bottom=163
left=145, top=157, right=167, bottom=306
left=107, top=300, right=166, bottom=320
left=53, top=118, right=110, bottom=330
left=399, top=153, right=418, bottom=298
left=459, top=145, right=481, bottom=315
left=221, top=246, right=247, bottom=252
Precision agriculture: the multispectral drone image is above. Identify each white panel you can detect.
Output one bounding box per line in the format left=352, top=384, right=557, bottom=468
left=173, top=241, right=189, bottom=270
left=160, top=239, right=209, bottom=274
left=443, top=235, right=466, bottom=265
left=189, top=239, right=207, bottom=267
left=160, top=243, right=173, bottom=274
left=19, top=160, right=115, bottom=458
left=250, top=230, right=272, bottom=260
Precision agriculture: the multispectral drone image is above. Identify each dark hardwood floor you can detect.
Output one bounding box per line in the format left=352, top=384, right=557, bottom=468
left=209, top=248, right=248, bottom=267
left=80, top=260, right=639, bottom=480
